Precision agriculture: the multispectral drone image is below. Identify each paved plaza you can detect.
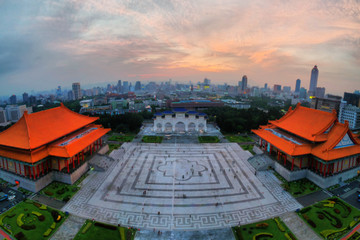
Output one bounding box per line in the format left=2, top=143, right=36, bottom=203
left=63, top=143, right=301, bottom=231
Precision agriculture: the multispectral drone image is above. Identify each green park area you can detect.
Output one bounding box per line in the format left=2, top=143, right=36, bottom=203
left=240, top=145, right=255, bottom=155
left=273, top=171, right=320, bottom=197
left=198, top=136, right=220, bottom=143
left=141, top=136, right=163, bottom=143
left=298, top=197, right=360, bottom=240
left=74, top=220, right=136, bottom=240
left=108, top=143, right=121, bottom=154
left=40, top=181, right=79, bottom=202
left=232, top=217, right=297, bottom=240
left=226, top=135, right=254, bottom=143
left=108, top=135, right=135, bottom=142
left=0, top=200, right=67, bottom=240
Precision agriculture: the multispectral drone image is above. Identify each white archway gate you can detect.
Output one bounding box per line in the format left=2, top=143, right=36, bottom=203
left=153, top=111, right=207, bottom=133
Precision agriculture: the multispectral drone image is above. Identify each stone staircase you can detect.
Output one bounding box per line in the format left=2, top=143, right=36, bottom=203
left=248, top=154, right=274, bottom=171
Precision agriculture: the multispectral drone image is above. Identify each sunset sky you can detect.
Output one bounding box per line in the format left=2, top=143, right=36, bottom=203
left=0, top=0, right=359, bottom=96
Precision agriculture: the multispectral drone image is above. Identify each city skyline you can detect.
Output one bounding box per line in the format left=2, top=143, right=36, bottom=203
left=1, top=0, right=359, bottom=96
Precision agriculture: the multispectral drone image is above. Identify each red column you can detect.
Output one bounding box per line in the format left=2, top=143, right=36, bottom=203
left=58, top=161, right=61, bottom=171
left=336, top=161, right=339, bottom=173
left=37, top=165, right=40, bottom=178
left=341, top=160, right=344, bottom=171
left=328, top=164, right=331, bottom=175
left=66, top=159, right=69, bottom=173
left=284, top=155, right=286, bottom=166
left=6, top=160, right=8, bottom=170
left=72, top=156, right=75, bottom=169
left=299, top=158, right=302, bottom=169
left=324, top=165, right=326, bottom=177
left=46, top=161, right=48, bottom=172
left=349, top=158, right=351, bottom=168
left=90, top=144, right=93, bottom=155
left=82, top=150, right=84, bottom=161
left=28, top=166, right=31, bottom=179
left=14, top=162, right=17, bottom=174
left=32, top=167, right=35, bottom=180
left=19, top=163, right=22, bottom=175
left=42, top=162, right=44, bottom=175
left=1, top=159, right=3, bottom=169
left=291, top=158, right=294, bottom=171
left=100, top=138, right=102, bottom=146
left=77, top=154, right=80, bottom=165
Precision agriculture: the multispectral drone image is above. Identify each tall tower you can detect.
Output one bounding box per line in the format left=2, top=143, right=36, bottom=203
left=309, top=65, right=319, bottom=96
left=295, top=79, right=301, bottom=93
left=241, top=75, right=248, bottom=91
left=72, top=82, right=81, bottom=100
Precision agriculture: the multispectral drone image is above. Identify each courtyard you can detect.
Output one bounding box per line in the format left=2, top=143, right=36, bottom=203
left=63, top=142, right=301, bottom=231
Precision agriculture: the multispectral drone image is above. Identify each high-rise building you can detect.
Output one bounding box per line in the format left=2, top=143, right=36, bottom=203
left=309, top=65, right=319, bottom=96
left=295, top=79, right=301, bottom=93
left=0, top=108, right=8, bottom=125
left=299, top=88, right=307, bottom=99
left=204, top=78, right=211, bottom=86
left=283, top=86, right=291, bottom=93
left=241, top=75, right=248, bottom=91
left=5, top=105, right=28, bottom=123
left=273, top=84, right=282, bottom=93
left=56, top=86, right=62, bottom=97
left=339, top=101, right=360, bottom=130
left=117, top=80, right=122, bottom=93
left=9, top=95, right=16, bottom=105
left=238, top=81, right=242, bottom=88
left=22, top=92, right=29, bottom=104
left=310, top=97, right=341, bottom=114
left=123, top=81, right=129, bottom=93
left=135, top=81, right=141, bottom=91
left=264, top=83, right=268, bottom=89
left=315, top=87, right=326, bottom=98
left=344, top=92, right=360, bottom=107
left=72, top=82, right=81, bottom=100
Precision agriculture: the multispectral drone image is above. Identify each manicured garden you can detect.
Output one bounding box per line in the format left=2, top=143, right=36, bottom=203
left=0, top=200, right=67, bottom=240
left=108, top=143, right=121, bottom=154
left=240, top=144, right=255, bottom=155
left=198, top=136, right=220, bottom=143
left=226, top=135, right=253, bottom=143
left=141, top=136, right=163, bottom=143
left=232, top=217, right=297, bottom=240
left=74, top=220, right=136, bottom=240
left=108, top=135, right=134, bottom=142
left=272, top=171, right=320, bottom=197
left=298, top=197, right=360, bottom=240
left=40, top=181, right=79, bottom=202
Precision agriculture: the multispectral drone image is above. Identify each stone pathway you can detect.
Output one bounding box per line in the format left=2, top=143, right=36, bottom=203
left=135, top=228, right=235, bottom=240
left=50, top=215, right=86, bottom=240
left=280, top=212, right=321, bottom=240
left=31, top=194, right=66, bottom=210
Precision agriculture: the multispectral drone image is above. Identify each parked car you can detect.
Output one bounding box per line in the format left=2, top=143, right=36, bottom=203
left=0, top=192, right=8, bottom=201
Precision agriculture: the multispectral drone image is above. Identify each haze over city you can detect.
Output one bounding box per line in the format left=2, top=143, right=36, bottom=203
left=0, top=0, right=359, bottom=96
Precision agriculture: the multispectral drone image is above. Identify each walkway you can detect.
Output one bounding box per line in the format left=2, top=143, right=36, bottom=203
left=31, top=194, right=66, bottom=210
left=50, top=215, right=86, bottom=240
left=280, top=212, right=321, bottom=240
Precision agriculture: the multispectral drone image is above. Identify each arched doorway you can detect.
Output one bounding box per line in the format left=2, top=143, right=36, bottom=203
left=198, top=123, right=205, bottom=132
left=156, top=123, right=162, bottom=132
left=188, top=122, right=196, bottom=132
left=175, top=122, right=185, bottom=133
left=164, top=122, right=172, bottom=133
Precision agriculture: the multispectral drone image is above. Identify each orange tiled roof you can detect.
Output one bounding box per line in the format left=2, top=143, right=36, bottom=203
left=252, top=106, right=360, bottom=161
left=0, top=103, right=99, bottom=150
left=270, top=103, right=337, bottom=142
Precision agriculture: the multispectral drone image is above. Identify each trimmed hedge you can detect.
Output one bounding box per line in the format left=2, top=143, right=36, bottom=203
left=94, top=222, right=117, bottom=230
left=82, top=222, right=92, bottom=234
left=43, top=228, right=52, bottom=237
left=16, top=214, right=24, bottom=227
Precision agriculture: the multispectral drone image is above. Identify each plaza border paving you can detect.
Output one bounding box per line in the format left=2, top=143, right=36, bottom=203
left=62, top=143, right=302, bottom=231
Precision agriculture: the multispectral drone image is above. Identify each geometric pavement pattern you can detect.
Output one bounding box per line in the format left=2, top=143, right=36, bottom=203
left=62, top=143, right=302, bottom=230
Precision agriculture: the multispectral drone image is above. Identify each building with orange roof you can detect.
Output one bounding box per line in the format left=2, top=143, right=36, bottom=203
left=0, top=103, right=110, bottom=192
left=252, top=103, right=360, bottom=188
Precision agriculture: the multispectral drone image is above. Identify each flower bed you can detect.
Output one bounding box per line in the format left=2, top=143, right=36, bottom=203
left=141, top=136, right=163, bottom=143
left=232, top=217, right=297, bottom=240
left=40, top=181, right=79, bottom=202
left=0, top=200, right=67, bottom=240
left=298, top=197, right=360, bottom=240
left=74, top=220, right=137, bottom=240
left=198, top=136, right=220, bottom=143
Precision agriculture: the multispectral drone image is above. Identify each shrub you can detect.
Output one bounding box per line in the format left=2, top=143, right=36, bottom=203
left=299, top=207, right=312, bottom=214
left=334, top=209, right=340, bottom=214
left=16, top=214, right=24, bottom=227
left=94, top=222, right=117, bottom=230
left=14, top=232, right=26, bottom=240
left=50, top=222, right=56, bottom=229
left=56, top=188, right=65, bottom=195
left=274, top=217, right=285, bottom=232
left=302, top=214, right=310, bottom=221
left=7, top=213, right=15, bottom=218
left=21, top=224, right=36, bottom=230
left=126, top=230, right=133, bottom=240
left=318, top=214, right=325, bottom=220
left=38, top=215, right=45, bottom=222
left=33, top=202, right=41, bottom=208
left=51, top=210, right=62, bottom=222
left=307, top=219, right=316, bottom=228
left=287, top=232, right=297, bottom=240
left=255, top=222, right=269, bottom=229
left=43, top=228, right=52, bottom=237
left=82, top=222, right=92, bottom=234
left=63, top=195, right=71, bottom=202
left=253, top=233, right=273, bottom=240
left=39, top=204, right=47, bottom=210
left=44, top=191, right=53, bottom=196
left=32, top=211, right=41, bottom=217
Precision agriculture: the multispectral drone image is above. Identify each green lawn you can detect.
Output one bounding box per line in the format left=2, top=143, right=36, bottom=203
left=240, top=144, right=255, bottom=155
left=0, top=200, right=67, bottom=240
left=233, top=217, right=297, bottom=240
left=298, top=197, right=360, bottom=240
left=108, top=143, right=121, bottom=154
left=141, top=136, right=163, bottom=143
left=40, top=181, right=79, bottom=202
left=226, top=135, right=253, bottom=143
left=198, top=136, right=220, bottom=143
left=74, top=220, right=136, bottom=240
left=281, top=178, right=320, bottom=198
left=108, top=135, right=134, bottom=142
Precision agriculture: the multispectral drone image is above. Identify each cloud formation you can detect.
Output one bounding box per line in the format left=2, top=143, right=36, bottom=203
left=0, top=0, right=359, bottom=96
